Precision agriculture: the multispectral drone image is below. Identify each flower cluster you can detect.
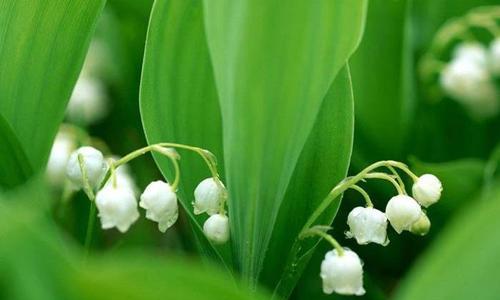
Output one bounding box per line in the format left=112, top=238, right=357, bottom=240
left=52, top=139, right=230, bottom=244
left=300, top=162, right=442, bottom=296
left=440, top=41, right=499, bottom=119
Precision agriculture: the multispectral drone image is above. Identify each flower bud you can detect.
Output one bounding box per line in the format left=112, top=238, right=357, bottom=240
left=412, top=174, right=442, bottom=207
left=203, top=214, right=229, bottom=244
left=139, top=180, right=178, bottom=233
left=346, top=206, right=388, bottom=246
left=385, top=195, right=422, bottom=234
left=490, top=38, right=500, bottom=75
left=320, top=249, right=365, bottom=296
left=410, top=212, right=431, bottom=236
left=95, top=185, right=139, bottom=233
left=66, top=146, right=107, bottom=189
left=46, top=129, right=76, bottom=186
left=193, top=178, right=226, bottom=215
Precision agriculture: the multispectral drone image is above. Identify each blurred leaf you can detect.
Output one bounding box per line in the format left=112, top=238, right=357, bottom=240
left=394, top=182, right=500, bottom=300
left=0, top=178, right=73, bottom=300
left=261, top=66, right=354, bottom=297
left=0, top=0, right=105, bottom=171
left=202, top=0, right=367, bottom=285
left=0, top=115, right=33, bottom=190
left=140, top=0, right=229, bottom=268
left=76, top=253, right=269, bottom=300
left=350, top=0, right=414, bottom=165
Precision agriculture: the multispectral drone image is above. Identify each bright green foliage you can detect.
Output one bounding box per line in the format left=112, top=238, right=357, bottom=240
left=0, top=0, right=105, bottom=171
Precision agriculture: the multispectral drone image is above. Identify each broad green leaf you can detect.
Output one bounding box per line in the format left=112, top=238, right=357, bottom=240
left=394, top=182, right=500, bottom=300
left=0, top=0, right=105, bottom=171
left=0, top=115, right=33, bottom=190
left=350, top=0, right=414, bottom=164
left=202, top=0, right=367, bottom=285
left=140, top=0, right=229, bottom=268
left=261, top=66, right=354, bottom=297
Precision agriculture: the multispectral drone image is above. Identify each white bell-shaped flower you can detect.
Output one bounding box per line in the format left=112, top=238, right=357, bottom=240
left=320, top=249, right=365, bottom=296
left=66, top=146, right=107, bottom=189
left=489, top=38, right=500, bottom=75
left=346, top=206, right=388, bottom=246
left=139, top=180, right=178, bottom=233
left=440, top=56, right=493, bottom=101
left=203, top=213, right=229, bottom=244
left=412, top=174, right=442, bottom=207
left=66, top=76, right=108, bottom=125
left=95, top=184, right=139, bottom=233
left=385, top=195, right=422, bottom=234
left=46, top=129, right=76, bottom=186
left=193, top=178, right=226, bottom=215
left=440, top=45, right=499, bottom=119
left=453, top=43, right=488, bottom=66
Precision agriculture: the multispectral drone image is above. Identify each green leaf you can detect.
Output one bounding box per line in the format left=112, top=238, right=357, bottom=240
left=202, top=0, right=367, bottom=285
left=349, top=0, right=414, bottom=165
left=394, top=182, right=500, bottom=300
left=140, top=0, right=229, bottom=267
left=0, top=115, right=33, bottom=190
left=261, top=66, right=354, bottom=297
left=0, top=0, right=105, bottom=171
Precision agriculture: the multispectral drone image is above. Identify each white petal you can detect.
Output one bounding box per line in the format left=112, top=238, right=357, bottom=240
left=346, top=206, right=388, bottom=246
left=412, top=174, right=442, bottom=207
left=66, top=146, right=107, bottom=189
left=320, top=249, right=365, bottom=296
left=385, top=195, right=421, bottom=234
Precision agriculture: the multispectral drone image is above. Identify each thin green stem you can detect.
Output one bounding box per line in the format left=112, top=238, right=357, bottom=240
left=349, top=185, right=373, bottom=207
left=387, top=165, right=406, bottom=194
left=78, top=154, right=96, bottom=258
left=365, top=172, right=404, bottom=194
left=302, top=228, right=344, bottom=256
left=98, top=143, right=220, bottom=190
left=151, top=146, right=181, bottom=190
left=84, top=201, right=96, bottom=258
left=300, top=160, right=410, bottom=233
